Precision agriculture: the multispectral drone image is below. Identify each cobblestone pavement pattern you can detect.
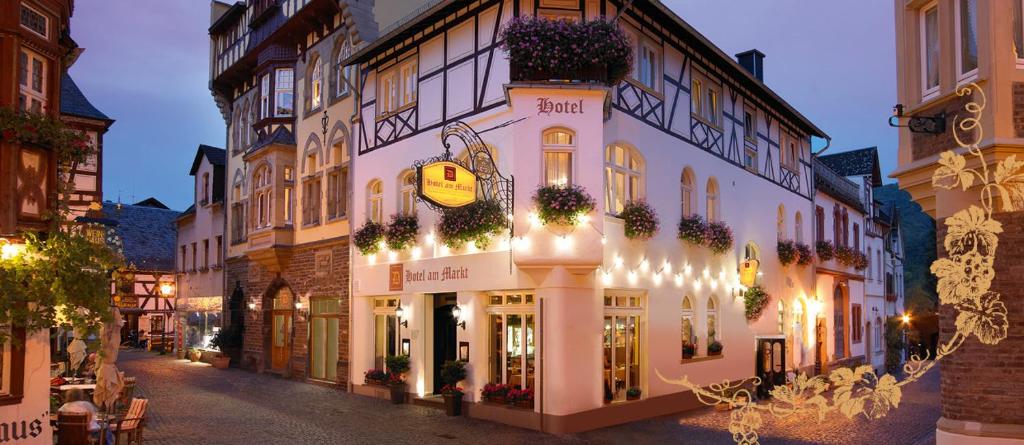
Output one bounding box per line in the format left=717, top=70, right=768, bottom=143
left=119, top=351, right=938, bottom=445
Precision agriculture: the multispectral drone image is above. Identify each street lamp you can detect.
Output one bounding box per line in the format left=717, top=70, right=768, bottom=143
left=158, top=278, right=175, bottom=297
left=0, top=238, right=25, bottom=261
left=901, top=313, right=911, bottom=324
left=395, top=306, right=408, bottom=328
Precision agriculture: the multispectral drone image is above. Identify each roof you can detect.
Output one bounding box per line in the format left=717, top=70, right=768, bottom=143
left=176, top=204, right=196, bottom=223
left=190, top=145, right=227, bottom=175
left=60, top=73, right=112, bottom=122
left=341, top=0, right=827, bottom=139
left=102, top=201, right=181, bottom=271
left=133, top=197, right=169, bottom=209
left=814, top=159, right=865, bottom=213
left=818, top=147, right=882, bottom=186
left=251, top=126, right=296, bottom=150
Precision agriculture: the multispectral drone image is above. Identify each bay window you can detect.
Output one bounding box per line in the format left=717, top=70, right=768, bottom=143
left=252, top=165, right=272, bottom=229
left=260, top=74, right=270, bottom=118
left=603, top=293, right=642, bottom=402
left=604, top=144, right=644, bottom=215
left=275, top=68, right=294, bottom=116
left=487, top=293, right=536, bottom=390
left=542, top=128, right=575, bottom=186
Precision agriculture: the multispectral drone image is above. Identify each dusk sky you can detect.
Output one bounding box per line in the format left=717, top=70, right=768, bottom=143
left=70, top=0, right=897, bottom=211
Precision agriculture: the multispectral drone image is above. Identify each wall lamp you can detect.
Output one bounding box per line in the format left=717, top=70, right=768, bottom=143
left=888, top=104, right=945, bottom=134
left=395, top=306, right=408, bottom=328
left=294, top=300, right=309, bottom=320
left=452, top=305, right=466, bottom=330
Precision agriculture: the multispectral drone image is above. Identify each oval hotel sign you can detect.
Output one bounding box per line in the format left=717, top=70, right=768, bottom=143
left=418, top=161, right=477, bottom=208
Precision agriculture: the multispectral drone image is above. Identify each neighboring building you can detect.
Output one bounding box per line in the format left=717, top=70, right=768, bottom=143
left=60, top=73, right=114, bottom=220
left=892, top=1, right=1024, bottom=443
left=344, top=0, right=831, bottom=432
left=175, top=145, right=227, bottom=357
left=1, top=1, right=80, bottom=442
left=104, top=199, right=181, bottom=349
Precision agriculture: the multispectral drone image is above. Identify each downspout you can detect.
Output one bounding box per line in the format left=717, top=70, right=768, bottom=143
left=809, top=136, right=830, bottom=375
left=344, top=62, right=360, bottom=393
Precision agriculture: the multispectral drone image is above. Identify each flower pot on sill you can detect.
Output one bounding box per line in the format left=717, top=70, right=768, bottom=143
left=389, top=383, right=407, bottom=404
left=443, top=393, right=464, bottom=416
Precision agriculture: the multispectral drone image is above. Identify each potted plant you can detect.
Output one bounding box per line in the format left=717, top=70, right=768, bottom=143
left=677, top=214, right=707, bottom=246
left=500, top=16, right=632, bottom=85
left=704, top=221, right=734, bottom=255
left=508, top=387, right=535, bottom=409
left=708, top=340, right=724, bottom=356
left=626, top=387, right=642, bottom=401
left=364, top=368, right=388, bottom=386
left=835, top=244, right=856, bottom=267
left=681, top=342, right=696, bottom=360
left=532, top=184, right=597, bottom=227
left=439, top=360, right=467, bottom=416
left=188, top=348, right=201, bottom=362
left=354, top=220, right=386, bottom=255
left=385, top=214, right=419, bottom=251
left=620, top=200, right=659, bottom=241
left=481, top=383, right=509, bottom=404
left=743, top=286, right=770, bottom=321
left=776, top=239, right=797, bottom=266
left=438, top=200, right=507, bottom=249
left=210, top=326, right=242, bottom=369
left=795, top=242, right=813, bottom=266
left=385, top=355, right=410, bottom=404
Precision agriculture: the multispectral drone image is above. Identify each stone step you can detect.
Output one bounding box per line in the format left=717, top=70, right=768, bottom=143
left=412, top=395, right=445, bottom=411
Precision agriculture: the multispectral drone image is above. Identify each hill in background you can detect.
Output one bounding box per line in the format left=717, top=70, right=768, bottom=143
left=875, top=184, right=937, bottom=314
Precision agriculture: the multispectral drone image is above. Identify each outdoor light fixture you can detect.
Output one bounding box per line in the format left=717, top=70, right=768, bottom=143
left=247, top=301, right=256, bottom=311
left=901, top=313, right=911, bottom=324
left=0, top=238, right=25, bottom=261
left=452, top=305, right=466, bottom=330
left=395, top=306, right=408, bottom=327
left=158, top=278, right=175, bottom=297
left=888, top=103, right=946, bottom=134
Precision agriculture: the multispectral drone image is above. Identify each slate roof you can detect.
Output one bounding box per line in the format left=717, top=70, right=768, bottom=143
left=250, top=126, right=296, bottom=150
left=814, top=159, right=866, bottom=213
left=190, top=145, right=226, bottom=175
left=102, top=200, right=180, bottom=272
left=60, top=73, right=112, bottom=122
left=818, top=147, right=882, bottom=186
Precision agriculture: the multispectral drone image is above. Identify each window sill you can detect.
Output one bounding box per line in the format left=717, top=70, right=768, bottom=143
left=375, top=102, right=417, bottom=121
left=624, top=78, right=664, bottom=100
left=690, top=113, right=723, bottom=132
left=681, top=354, right=724, bottom=364
left=326, top=215, right=347, bottom=223
left=0, top=395, right=24, bottom=407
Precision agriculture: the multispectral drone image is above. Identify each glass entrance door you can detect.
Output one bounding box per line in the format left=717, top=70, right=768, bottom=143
left=603, top=293, right=643, bottom=402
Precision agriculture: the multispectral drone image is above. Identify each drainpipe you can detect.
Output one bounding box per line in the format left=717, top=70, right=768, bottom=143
left=809, top=136, right=830, bottom=375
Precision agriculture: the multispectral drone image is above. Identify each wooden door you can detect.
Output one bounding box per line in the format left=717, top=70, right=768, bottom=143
left=815, top=316, right=827, bottom=374
left=271, top=310, right=291, bottom=370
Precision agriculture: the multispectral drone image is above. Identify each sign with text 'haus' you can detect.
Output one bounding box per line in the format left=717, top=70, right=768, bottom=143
left=417, top=161, right=477, bottom=208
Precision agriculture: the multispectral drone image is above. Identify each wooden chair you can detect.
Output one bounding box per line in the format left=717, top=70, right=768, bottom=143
left=115, top=378, right=137, bottom=415
left=110, top=398, right=147, bottom=445
left=56, top=411, right=92, bottom=445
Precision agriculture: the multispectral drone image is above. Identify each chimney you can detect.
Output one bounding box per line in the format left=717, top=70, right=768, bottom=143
left=736, top=49, right=765, bottom=81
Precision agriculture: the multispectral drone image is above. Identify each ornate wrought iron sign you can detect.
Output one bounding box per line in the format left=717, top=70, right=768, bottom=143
left=413, top=121, right=513, bottom=216
left=417, top=161, right=477, bottom=208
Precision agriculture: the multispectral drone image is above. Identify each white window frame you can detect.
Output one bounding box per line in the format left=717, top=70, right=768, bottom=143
left=680, top=167, right=696, bottom=217
left=636, top=41, right=660, bottom=92
left=274, top=68, right=294, bottom=117
left=336, top=41, right=353, bottom=97
left=954, top=0, right=979, bottom=83
left=486, top=292, right=537, bottom=389
left=604, top=144, right=644, bottom=215
left=367, top=180, right=383, bottom=224
left=603, top=291, right=644, bottom=401
left=18, top=49, right=46, bottom=113
left=743, top=108, right=757, bottom=142
left=372, top=298, right=401, bottom=370
left=542, top=128, right=575, bottom=186
left=378, top=71, right=397, bottom=116
left=260, top=74, right=271, bottom=118
left=399, top=61, right=418, bottom=107
left=705, top=178, right=720, bottom=223
left=705, top=295, right=719, bottom=349
left=399, top=170, right=417, bottom=216
left=920, top=2, right=941, bottom=99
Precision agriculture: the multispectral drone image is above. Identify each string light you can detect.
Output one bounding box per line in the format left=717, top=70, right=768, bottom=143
left=684, top=264, right=693, bottom=275
left=601, top=236, right=607, bottom=245
left=639, top=258, right=650, bottom=272
left=387, top=250, right=398, bottom=262
left=693, top=279, right=702, bottom=291
left=425, top=233, right=436, bottom=246
left=411, top=246, right=422, bottom=260
left=674, top=273, right=684, bottom=287
left=467, top=243, right=479, bottom=253
left=652, top=272, right=663, bottom=286
left=555, top=235, right=572, bottom=251
left=627, top=270, right=638, bottom=285
left=614, top=255, right=624, bottom=269
left=663, top=260, right=672, bottom=274
left=602, top=270, right=613, bottom=286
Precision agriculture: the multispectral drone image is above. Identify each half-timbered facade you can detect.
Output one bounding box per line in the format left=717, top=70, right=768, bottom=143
left=59, top=74, right=113, bottom=220
left=344, top=0, right=829, bottom=432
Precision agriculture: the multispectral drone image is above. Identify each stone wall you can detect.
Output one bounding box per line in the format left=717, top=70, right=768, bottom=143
left=938, top=210, right=1024, bottom=425
left=911, top=92, right=975, bottom=162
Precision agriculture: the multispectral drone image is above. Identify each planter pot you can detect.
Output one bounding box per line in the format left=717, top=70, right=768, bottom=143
left=484, top=396, right=507, bottom=405
left=708, top=350, right=722, bottom=356
left=365, top=378, right=385, bottom=386
left=210, top=356, right=230, bottom=369
left=515, top=400, right=534, bottom=409
left=443, top=393, right=464, bottom=416
left=626, top=394, right=640, bottom=401
left=389, top=383, right=407, bottom=404
left=188, top=350, right=201, bottom=362
left=682, top=352, right=694, bottom=360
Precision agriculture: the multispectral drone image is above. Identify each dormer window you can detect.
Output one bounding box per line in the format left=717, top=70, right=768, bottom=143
left=202, top=173, right=210, bottom=205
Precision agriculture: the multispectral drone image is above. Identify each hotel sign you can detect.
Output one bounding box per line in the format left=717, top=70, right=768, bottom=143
left=417, top=161, right=477, bottom=208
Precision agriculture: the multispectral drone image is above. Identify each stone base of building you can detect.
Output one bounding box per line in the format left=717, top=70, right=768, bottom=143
left=937, top=417, right=1024, bottom=445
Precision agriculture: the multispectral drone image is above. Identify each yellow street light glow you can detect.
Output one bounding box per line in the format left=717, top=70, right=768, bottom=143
left=901, top=313, right=911, bottom=324
left=159, top=282, right=175, bottom=297
left=627, top=270, right=638, bottom=285
left=614, top=255, right=624, bottom=269
left=0, top=239, right=25, bottom=261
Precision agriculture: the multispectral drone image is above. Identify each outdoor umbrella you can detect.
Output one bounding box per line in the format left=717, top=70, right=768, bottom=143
left=67, top=327, right=87, bottom=376
left=93, top=306, right=125, bottom=412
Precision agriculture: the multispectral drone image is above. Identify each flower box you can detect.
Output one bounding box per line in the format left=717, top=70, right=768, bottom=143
left=501, top=17, right=631, bottom=86
left=483, top=396, right=507, bottom=405
left=510, top=61, right=608, bottom=84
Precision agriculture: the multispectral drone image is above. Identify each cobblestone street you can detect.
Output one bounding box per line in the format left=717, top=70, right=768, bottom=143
left=120, top=351, right=939, bottom=445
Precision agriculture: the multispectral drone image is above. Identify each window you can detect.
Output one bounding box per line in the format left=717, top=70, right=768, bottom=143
left=260, top=74, right=271, bottom=118
left=275, top=68, right=294, bottom=116
left=248, top=104, right=257, bottom=145
left=367, top=180, right=383, bottom=224
left=373, top=298, right=400, bottom=370
left=868, top=248, right=873, bottom=280
left=252, top=165, right=272, bottom=229
left=704, top=86, right=720, bottom=127
left=488, top=292, right=536, bottom=391
left=377, top=60, right=417, bottom=116
left=203, top=239, right=209, bottom=269
left=399, top=171, right=417, bottom=216
left=680, top=167, right=696, bottom=217
left=744, top=242, right=761, bottom=262
left=955, top=0, right=978, bottom=80
left=777, top=300, right=786, bottom=334
left=743, top=109, right=756, bottom=142
left=400, top=62, right=417, bottom=106
left=833, top=205, right=842, bottom=246
left=921, top=3, right=940, bottom=97
left=605, top=144, right=644, bottom=215
left=378, top=71, right=397, bottom=115
left=706, top=296, right=718, bottom=344
left=603, top=292, right=642, bottom=402
left=20, top=4, right=49, bottom=39
left=191, top=242, right=197, bottom=272
left=781, top=133, right=799, bottom=171
left=744, top=146, right=758, bottom=172
left=681, top=296, right=695, bottom=354
left=1016, top=0, right=1024, bottom=62
left=875, top=317, right=884, bottom=353
left=215, top=236, right=223, bottom=266
left=851, top=304, right=863, bottom=343
left=692, top=74, right=720, bottom=127
left=0, top=327, right=26, bottom=405
left=795, top=212, right=804, bottom=244
left=816, top=205, right=826, bottom=241
left=18, top=49, right=46, bottom=113
left=335, top=40, right=353, bottom=97
left=705, top=178, right=720, bottom=222
left=309, top=57, right=323, bottom=111
left=202, top=173, right=210, bottom=204
left=180, top=245, right=187, bottom=271
left=691, top=78, right=702, bottom=117
left=327, top=141, right=349, bottom=221
left=777, top=205, right=786, bottom=240
left=853, top=223, right=860, bottom=252
left=232, top=110, right=242, bottom=153
left=842, top=208, right=849, bottom=247
left=310, top=298, right=341, bottom=381
left=302, top=178, right=319, bottom=226
left=637, top=43, right=658, bottom=90
left=542, top=128, right=575, bottom=186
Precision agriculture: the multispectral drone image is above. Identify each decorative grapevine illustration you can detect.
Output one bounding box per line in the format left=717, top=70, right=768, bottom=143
left=657, top=83, right=1019, bottom=445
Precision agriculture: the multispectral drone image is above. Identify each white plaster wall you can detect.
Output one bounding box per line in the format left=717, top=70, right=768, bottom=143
left=0, top=332, right=52, bottom=444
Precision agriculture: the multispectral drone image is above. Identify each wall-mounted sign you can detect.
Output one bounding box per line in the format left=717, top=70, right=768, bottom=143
left=740, top=259, right=760, bottom=287
left=389, top=264, right=403, bottom=292
left=417, top=161, right=477, bottom=208
left=536, top=98, right=585, bottom=116
left=0, top=415, right=44, bottom=442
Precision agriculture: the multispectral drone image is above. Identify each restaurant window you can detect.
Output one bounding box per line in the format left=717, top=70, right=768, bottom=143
left=542, top=128, right=574, bottom=186
left=260, top=74, right=270, bottom=118
left=184, top=299, right=222, bottom=351
left=921, top=2, right=940, bottom=97
left=1, top=327, right=26, bottom=404
left=18, top=49, right=46, bottom=113
left=275, top=68, right=294, bottom=116
left=680, top=296, right=695, bottom=355
left=706, top=177, right=720, bottom=222
left=310, top=298, right=341, bottom=381
left=851, top=304, right=863, bottom=343
left=309, top=55, right=323, bottom=111
left=603, top=292, right=642, bottom=402
left=399, top=170, right=417, bottom=216
left=373, top=297, right=400, bottom=370
left=604, top=144, right=644, bottom=215
left=367, top=179, right=383, bottom=224
left=487, top=292, right=536, bottom=391
left=681, top=167, right=695, bottom=217
left=955, top=0, right=978, bottom=80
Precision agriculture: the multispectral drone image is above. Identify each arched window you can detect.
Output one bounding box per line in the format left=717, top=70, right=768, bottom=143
left=248, top=103, right=257, bottom=145
left=777, top=300, right=786, bottom=334
left=681, top=167, right=696, bottom=217
left=398, top=170, right=417, bottom=216
left=795, top=212, right=803, bottom=244
left=681, top=296, right=695, bottom=351
left=367, top=179, right=383, bottom=224
left=777, top=204, right=786, bottom=240
left=744, top=242, right=760, bottom=262
left=542, top=128, right=574, bottom=186
left=605, top=144, right=644, bottom=215
left=706, top=178, right=720, bottom=222
left=334, top=39, right=353, bottom=97
left=706, top=296, right=718, bottom=344
left=231, top=169, right=246, bottom=243
left=309, top=55, right=323, bottom=110
left=252, top=164, right=272, bottom=229
left=327, top=129, right=349, bottom=221
left=232, top=109, right=242, bottom=153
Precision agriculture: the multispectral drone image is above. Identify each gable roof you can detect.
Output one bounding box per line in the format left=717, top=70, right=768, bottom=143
left=814, top=159, right=865, bottom=213
left=190, top=145, right=227, bottom=175
left=102, top=201, right=180, bottom=271
left=818, top=147, right=882, bottom=186
left=60, top=73, right=112, bottom=122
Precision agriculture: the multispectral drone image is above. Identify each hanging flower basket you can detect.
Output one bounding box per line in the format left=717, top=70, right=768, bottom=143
left=620, top=200, right=659, bottom=241
left=853, top=251, right=869, bottom=270
left=438, top=200, right=507, bottom=249
left=677, top=214, right=707, bottom=246
left=835, top=245, right=856, bottom=267
left=500, top=16, right=632, bottom=85
left=354, top=221, right=386, bottom=255
left=743, top=286, right=770, bottom=321
left=815, top=240, right=835, bottom=262
left=705, top=222, right=734, bottom=255
left=777, top=240, right=797, bottom=266
left=533, top=184, right=596, bottom=227
left=385, top=214, right=419, bottom=251
left=795, top=243, right=813, bottom=266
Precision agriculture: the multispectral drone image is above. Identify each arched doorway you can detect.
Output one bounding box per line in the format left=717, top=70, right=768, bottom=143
left=833, top=283, right=848, bottom=360
left=264, top=284, right=294, bottom=373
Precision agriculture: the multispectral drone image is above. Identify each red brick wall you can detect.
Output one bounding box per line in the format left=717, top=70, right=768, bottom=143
left=225, top=236, right=350, bottom=387
left=1014, top=83, right=1024, bottom=138
left=938, top=210, right=1024, bottom=425
left=911, top=92, right=975, bottom=162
